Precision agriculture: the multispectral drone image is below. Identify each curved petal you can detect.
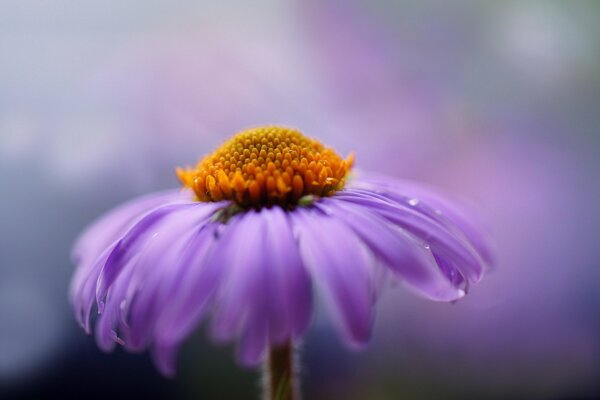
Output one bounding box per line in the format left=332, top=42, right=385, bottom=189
left=72, top=189, right=192, bottom=266
left=291, top=206, right=376, bottom=346
left=122, top=203, right=222, bottom=349
left=237, top=303, right=269, bottom=367
left=95, top=264, right=134, bottom=351
left=318, top=199, right=464, bottom=301
left=209, top=208, right=312, bottom=367
left=151, top=222, right=225, bottom=375
left=261, top=207, right=312, bottom=343
left=70, top=189, right=194, bottom=329
left=335, top=188, right=486, bottom=283
left=95, top=203, right=200, bottom=309
left=209, top=211, right=268, bottom=364
left=432, top=251, right=467, bottom=292
left=72, top=245, right=113, bottom=332
left=349, top=172, right=494, bottom=266
left=152, top=222, right=223, bottom=342
left=93, top=202, right=222, bottom=354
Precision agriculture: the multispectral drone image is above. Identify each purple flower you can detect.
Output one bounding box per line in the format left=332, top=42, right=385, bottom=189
left=70, top=126, right=491, bottom=377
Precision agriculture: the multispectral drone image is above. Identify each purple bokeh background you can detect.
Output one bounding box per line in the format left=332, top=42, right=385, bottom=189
left=1, top=1, right=599, bottom=399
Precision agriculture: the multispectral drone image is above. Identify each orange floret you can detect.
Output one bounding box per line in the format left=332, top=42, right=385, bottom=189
left=177, top=126, right=354, bottom=208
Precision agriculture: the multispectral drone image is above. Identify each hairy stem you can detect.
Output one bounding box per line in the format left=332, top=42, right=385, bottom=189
left=262, top=341, right=299, bottom=400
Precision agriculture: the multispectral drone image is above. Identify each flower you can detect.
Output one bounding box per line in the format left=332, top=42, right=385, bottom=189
left=70, top=126, right=492, bottom=376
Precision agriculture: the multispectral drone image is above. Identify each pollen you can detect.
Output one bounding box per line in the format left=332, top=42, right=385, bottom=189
left=177, top=126, right=354, bottom=208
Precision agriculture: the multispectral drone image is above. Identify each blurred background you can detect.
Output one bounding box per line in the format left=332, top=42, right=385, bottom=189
left=1, top=0, right=599, bottom=399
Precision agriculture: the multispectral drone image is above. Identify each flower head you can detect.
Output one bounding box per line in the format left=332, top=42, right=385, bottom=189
left=70, top=126, right=492, bottom=376
left=176, top=126, right=354, bottom=208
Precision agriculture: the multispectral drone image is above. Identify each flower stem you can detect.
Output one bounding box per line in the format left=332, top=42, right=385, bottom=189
left=263, top=341, right=298, bottom=400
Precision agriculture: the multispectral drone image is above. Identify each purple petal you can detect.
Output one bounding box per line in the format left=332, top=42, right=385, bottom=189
left=95, top=203, right=199, bottom=309
left=70, top=189, right=194, bottom=329
left=318, top=199, right=465, bottom=301
left=291, top=206, right=375, bottom=346
left=237, top=306, right=268, bottom=367
left=152, top=341, right=178, bottom=377
left=94, top=202, right=222, bottom=354
left=335, top=188, right=485, bottom=283
left=71, top=245, right=113, bottom=332
left=349, top=172, right=494, bottom=266
left=72, top=189, right=192, bottom=266
left=152, top=224, right=222, bottom=342
left=95, top=265, right=134, bottom=351
left=122, top=203, right=221, bottom=349
left=210, top=207, right=312, bottom=367
left=433, top=251, right=467, bottom=291
left=210, top=211, right=267, bottom=345
left=261, top=207, right=312, bottom=343
left=151, top=222, right=224, bottom=374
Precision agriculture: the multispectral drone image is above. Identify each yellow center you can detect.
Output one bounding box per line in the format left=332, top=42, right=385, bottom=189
left=177, top=126, right=354, bottom=208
